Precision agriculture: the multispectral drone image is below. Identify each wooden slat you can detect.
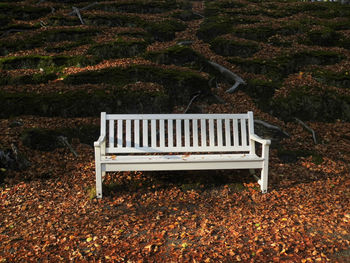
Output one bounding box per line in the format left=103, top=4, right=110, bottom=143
left=109, top=120, right=115, bottom=148
left=217, top=119, right=223, bottom=147
left=201, top=119, right=206, bottom=147
left=107, top=113, right=249, bottom=120
left=117, top=120, right=123, bottom=148
left=101, top=112, right=106, bottom=135
left=209, top=119, right=214, bottom=146
left=176, top=120, right=181, bottom=147
left=106, top=146, right=248, bottom=153
left=192, top=119, right=198, bottom=147
left=126, top=120, right=131, bottom=147
left=159, top=120, right=165, bottom=148
left=248, top=111, right=255, bottom=154
left=185, top=119, right=190, bottom=147
left=241, top=118, right=247, bottom=147
left=104, top=113, right=254, bottom=153
left=134, top=120, right=139, bottom=148
left=142, top=119, right=148, bottom=148
left=151, top=119, right=156, bottom=148
left=168, top=119, right=173, bottom=147
left=233, top=118, right=239, bottom=147
left=225, top=118, right=231, bottom=146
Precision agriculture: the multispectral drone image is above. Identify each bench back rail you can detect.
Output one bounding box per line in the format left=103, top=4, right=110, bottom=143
left=100, top=112, right=255, bottom=154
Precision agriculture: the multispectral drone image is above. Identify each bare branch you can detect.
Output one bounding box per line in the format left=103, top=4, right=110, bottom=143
left=192, top=12, right=204, bottom=18
left=207, top=61, right=246, bottom=93
left=68, top=2, right=98, bottom=16
left=72, top=7, right=85, bottom=25
left=254, top=119, right=290, bottom=137
left=294, top=118, right=317, bottom=144
left=58, top=136, right=78, bottom=157
left=176, top=40, right=193, bottom=46
left=40, top=20, right=47, bottom=28
left=1, top=29, right=28, bottom=38
left=184, top=92, right=201, bottom=113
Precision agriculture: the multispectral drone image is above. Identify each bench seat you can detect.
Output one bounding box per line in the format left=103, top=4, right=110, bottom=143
left=101, top=154, right=264, bottom=171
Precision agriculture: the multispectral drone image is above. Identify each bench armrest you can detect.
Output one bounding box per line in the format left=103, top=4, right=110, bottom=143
left=94, top=135, right=106, bottom=147
left=250, top=134, right=271, bottom=146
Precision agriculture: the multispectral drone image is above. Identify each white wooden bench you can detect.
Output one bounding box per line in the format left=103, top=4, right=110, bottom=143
left=94, top=111, right=271, bottom=198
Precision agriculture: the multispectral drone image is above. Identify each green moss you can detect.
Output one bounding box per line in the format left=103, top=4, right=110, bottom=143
left=48, top=13, right=143, bottom=27
left=245, top=78, right=280, bottom=102
left=233, top=26, right=276, bottom=42
left=0, top=28, right=98, bottom=56
left=57, top=124, right=100, bottom=146
left=267, top=35, right=293, bottom=47
left=305, top=27, right=342, bottom=46
left=87, top=186, right=96, bottom=200
left=0, top=14, right=10, bottom=28
left=48, top=14, right=185, bottom=42
left=90, top=0, right=180, bottom=14
left=0, top=88, right=170, bottom=118
left=197, top=17, right=233, bottom=42
left=204, top=0, right=246, bottom=16
left=0, top=3, right=51, bottom=21
left=88, top=39, right=148, bottom=59
left=272, top=87, right=350, bottom=122
left=0, top=55, right=94, bottom=70
left=64, top=65, right=211, bottom=107
left=0, top=72, right=57, bottom=86
left=277, top=148, right=323, bottom=164
left=340, top=37, right=350, bottom=49
left=20, top=124, right=101, bottom=151
left=210, top=37, right=259, bottom=58
left=210, top=0, right=246, bottom=9
left=269, top=2, right=328, bottom=18
left=44, top=39, right=92, bottom=53
left=309, top=3, right=350, bottom=19
left=41, top=28, right=99, bottom=42
left=145, top=20, right=186, bottom=42
left=313, top=70, right=350, bottom=89
left=172, top=10, right=203, bottom=21
left=229, top=50, right=344, bottom=81
left=117, top=31, right=150, bottom=39
left=233, top=22, right=308, bottom=42
left=21, top=128, right=61, bottom=151
left=144, top=45, right=206, bottom=68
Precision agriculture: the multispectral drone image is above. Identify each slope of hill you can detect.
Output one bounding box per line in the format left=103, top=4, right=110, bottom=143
left=0, top=0, right=349, bottom=261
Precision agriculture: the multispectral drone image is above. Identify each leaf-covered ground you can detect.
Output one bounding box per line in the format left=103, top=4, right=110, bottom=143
left=0, top=0, right=350, bottom=262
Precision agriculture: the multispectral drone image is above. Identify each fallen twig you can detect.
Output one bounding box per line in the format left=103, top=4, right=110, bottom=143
left=207, top=61, right=246, bottom=93
left=254, top=119, right=290, bottom=137
left=176, top=40, right=193, bottom=46
left=72, top=7, right=85, bottom=25
left=294, top=118, right=317, bottom=144
left=58, top=136, right=78, bottom=157
left=192, top=12, right=204, bottom=18
left=184, top=92, right=201, bottom=113
left=0, top=29, right=28, bottom=38
left=68, top=2, right=98, bottom=16
left=40, top=21, right=47, bottom=28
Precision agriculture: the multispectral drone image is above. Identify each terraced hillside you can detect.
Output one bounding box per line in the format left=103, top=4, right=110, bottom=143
left=1, top=0, right=350, bottom=262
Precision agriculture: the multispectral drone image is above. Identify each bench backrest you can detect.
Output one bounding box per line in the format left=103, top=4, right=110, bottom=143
left=100, top=112, right=255, bottom=154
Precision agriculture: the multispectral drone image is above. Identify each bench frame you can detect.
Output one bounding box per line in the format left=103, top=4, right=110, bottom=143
left=94, top=111, right=271, bottom=198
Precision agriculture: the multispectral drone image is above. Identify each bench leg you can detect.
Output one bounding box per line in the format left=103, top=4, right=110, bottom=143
left=95, top=162, right=103, bottom=199
left=260, top=166, right=268, bottom=193
left=259, top=144, right=270, bottom=193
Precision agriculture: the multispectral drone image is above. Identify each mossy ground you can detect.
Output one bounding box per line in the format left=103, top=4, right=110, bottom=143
left=0, top=1, right=350, bottom=261
left=0, top=0, right=348, bottom=122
